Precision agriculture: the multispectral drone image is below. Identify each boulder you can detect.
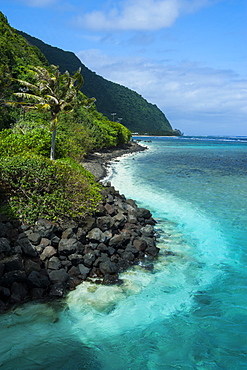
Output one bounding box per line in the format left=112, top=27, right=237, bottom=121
left=47, top=256, right=62, bottom=270
left=6, top=228, right=19, bottom=242
left=27, top=232, right=42, bottom=246
left=0, top=223, right=7, bottom=237
left=18, top=238, right=37, bottom=257
left=94, top=255, right=111, bottom=267
left=58, top=239, right=79, bottom=256
left=28, top=271, right=50, bottom=289
left=97, top=243, right=109, bottom=253
left=76, top=228, right=87, bottom=243
left=48, top=269, right=69, bottom=284
left=49, top=283, right=65, bottom=297
left=80, top=216, right=96, bottom=233
left=1, top=270, right=27, bottom=287
left=113, top=212, right=127, bottom=227
left=59, top=218, right=78, bottom=231
left=126, top=199, right=137, bottom=208
left=108, top=232, right=130, bottom=248
left=40, top=246, right=57, bottom=261
left=40, top=238, right=51, bottom=247
left=0, top=237, right=11, bottom=253
left=133, top=238, right=147, bottom=251
left=83, top=252, right=96, bottom=267
left=0, top=262, right=4, bottom=277
left=78, top=264, right=90, bottom=278
left=68, top=253, right=83, bottom=266
left=103, top=274, right=123, bottom=285
left=127, top=214, right=138, bottom=224
left=61, top=228, right=76, bottom=239
left=104, top=203, right=117, bottom=216
left=136, top=208, right=152, bottom=219
left=106, top=194, right=114, bottom=204
left=99, top=261, right=118, bottom=275
left=145, top=245, right=160, bottom=257
left=0, top=286, right=11, bottom=300
left=96, top=216, right=114, bottom=231
left=116, top=199, right=128, bottom=212
left=24, top=259, right=41, bottom=275
left=1, top=255, right=24, bottom=272
left=50, top=235, right=60, bottom=247
left=140, top=236, right=156, bottom=248
left=68, top=266, right=80, bottom=277
left=117, top=258, right=130, bottom=272
left=125, top=244, right=139, bottom=255
left=122, top=251, right=135, bottom=261
left=11, top=282, right=28, bottom=300
left=60, top=260, right=72, bottom=270
left=144, top=218, right=157, bottom=225
left=140, top=225, right=154, bottom=237
left=34, top=219, right=56, bottom=238
left=87, top=228, right=106, bottom=243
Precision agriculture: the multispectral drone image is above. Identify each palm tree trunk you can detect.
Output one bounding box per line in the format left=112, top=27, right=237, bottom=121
left=50, top=127, right=56, bottom=160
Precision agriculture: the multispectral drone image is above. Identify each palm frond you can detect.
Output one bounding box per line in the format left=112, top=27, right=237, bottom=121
left=14, top=79, right=40, bottom=94
left=14, top=92, right=45, bottom=103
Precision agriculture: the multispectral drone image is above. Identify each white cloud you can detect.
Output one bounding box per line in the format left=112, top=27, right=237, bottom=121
left=77, top=49, right=247, bottom=135
left=75, top=0, right=212, bottom=31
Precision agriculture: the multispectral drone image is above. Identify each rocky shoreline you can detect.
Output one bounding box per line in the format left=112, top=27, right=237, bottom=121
left=0, top=141, right=161, bottom=313
left=82, top=140, right=147, bottom=181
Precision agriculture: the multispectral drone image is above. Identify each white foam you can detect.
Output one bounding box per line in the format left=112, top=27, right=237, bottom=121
left=62, top=150, right=231, bottom=342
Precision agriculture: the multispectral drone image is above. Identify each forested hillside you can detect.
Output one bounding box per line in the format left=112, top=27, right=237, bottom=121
left=0, top=12, right=131, bottom=148
left=18, top=31, right=178, bottom=135
left=0, top=12, right=131, bottom=222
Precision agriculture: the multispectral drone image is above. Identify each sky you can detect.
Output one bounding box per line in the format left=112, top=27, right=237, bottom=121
left=1, top=0, right=247, bottom=136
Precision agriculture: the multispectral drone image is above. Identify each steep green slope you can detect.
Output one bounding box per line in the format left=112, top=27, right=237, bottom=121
left=0, top=12, right=49, bottom=129
left=18, top=31, right=176, bottom=135
left=0, top=13, right=47, bottom=73
left=0, top=12, right=131, bottom=150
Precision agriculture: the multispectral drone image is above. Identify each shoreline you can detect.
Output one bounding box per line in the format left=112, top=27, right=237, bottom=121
left=81, top=141, right=148, bottom=181
left=0, top=141, right=161, bottom=314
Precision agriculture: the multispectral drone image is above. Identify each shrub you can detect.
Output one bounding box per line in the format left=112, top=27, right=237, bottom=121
left=0, top=155, right=102, bottom=222
left=0, top=126, right=68, bottom=159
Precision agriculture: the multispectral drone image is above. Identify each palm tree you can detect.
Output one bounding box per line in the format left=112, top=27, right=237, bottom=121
left=13, top=65, right=83, bottom=160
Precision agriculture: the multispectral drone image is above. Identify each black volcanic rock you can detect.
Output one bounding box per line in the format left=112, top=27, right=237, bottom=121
left=0, top=181, right=162, bottom=313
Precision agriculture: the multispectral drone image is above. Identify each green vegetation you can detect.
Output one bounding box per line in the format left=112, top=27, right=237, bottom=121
left=0, top=12, right=48, bottom=130
left=18, top=30, right=179, bottom=136
left=11, top=65, right=84, bottom=160
left=0, top=12, right=131, bottom=222
left=0, top=155, right=101, bottom=222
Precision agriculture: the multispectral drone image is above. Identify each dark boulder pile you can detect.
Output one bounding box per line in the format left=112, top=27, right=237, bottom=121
left=0, top=182, right=159, bottom=312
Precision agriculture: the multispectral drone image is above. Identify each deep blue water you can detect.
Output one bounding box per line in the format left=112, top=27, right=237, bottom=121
left=0, top=136, right=247, bottom=369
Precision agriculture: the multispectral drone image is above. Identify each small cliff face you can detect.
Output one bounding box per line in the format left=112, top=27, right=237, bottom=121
left=0, top=182, right=160, bottom=313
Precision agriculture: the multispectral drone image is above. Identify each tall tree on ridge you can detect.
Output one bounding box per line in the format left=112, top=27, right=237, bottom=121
left=11, top=65, right=83, bottom=160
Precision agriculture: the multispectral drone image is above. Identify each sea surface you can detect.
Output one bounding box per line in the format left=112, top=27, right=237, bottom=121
left=0, top=136, right=247, bottom=369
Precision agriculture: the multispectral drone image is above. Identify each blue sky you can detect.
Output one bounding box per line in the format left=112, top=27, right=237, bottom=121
left=1, top=0, right=247, bottom=135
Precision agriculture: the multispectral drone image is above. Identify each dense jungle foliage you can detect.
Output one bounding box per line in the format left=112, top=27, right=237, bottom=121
left=0, top=12, right=131, bottom=222
left=18, top=30, right=179, bottom=136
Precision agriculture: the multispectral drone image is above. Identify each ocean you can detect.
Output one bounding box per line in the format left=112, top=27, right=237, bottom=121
left=0, top=136, right=247, bottom=369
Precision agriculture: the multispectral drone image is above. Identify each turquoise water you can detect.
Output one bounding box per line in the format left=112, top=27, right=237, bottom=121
left=0, top=136, right=247, bottom=369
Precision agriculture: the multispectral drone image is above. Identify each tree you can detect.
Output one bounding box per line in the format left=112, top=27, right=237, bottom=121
left=11, top=65, right=83, bottom=160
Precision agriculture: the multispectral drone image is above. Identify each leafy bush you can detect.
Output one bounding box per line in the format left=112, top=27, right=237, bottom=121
left=0, top=155, right=102, bottom=222
left=0, top=124, right=70, bottom=159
